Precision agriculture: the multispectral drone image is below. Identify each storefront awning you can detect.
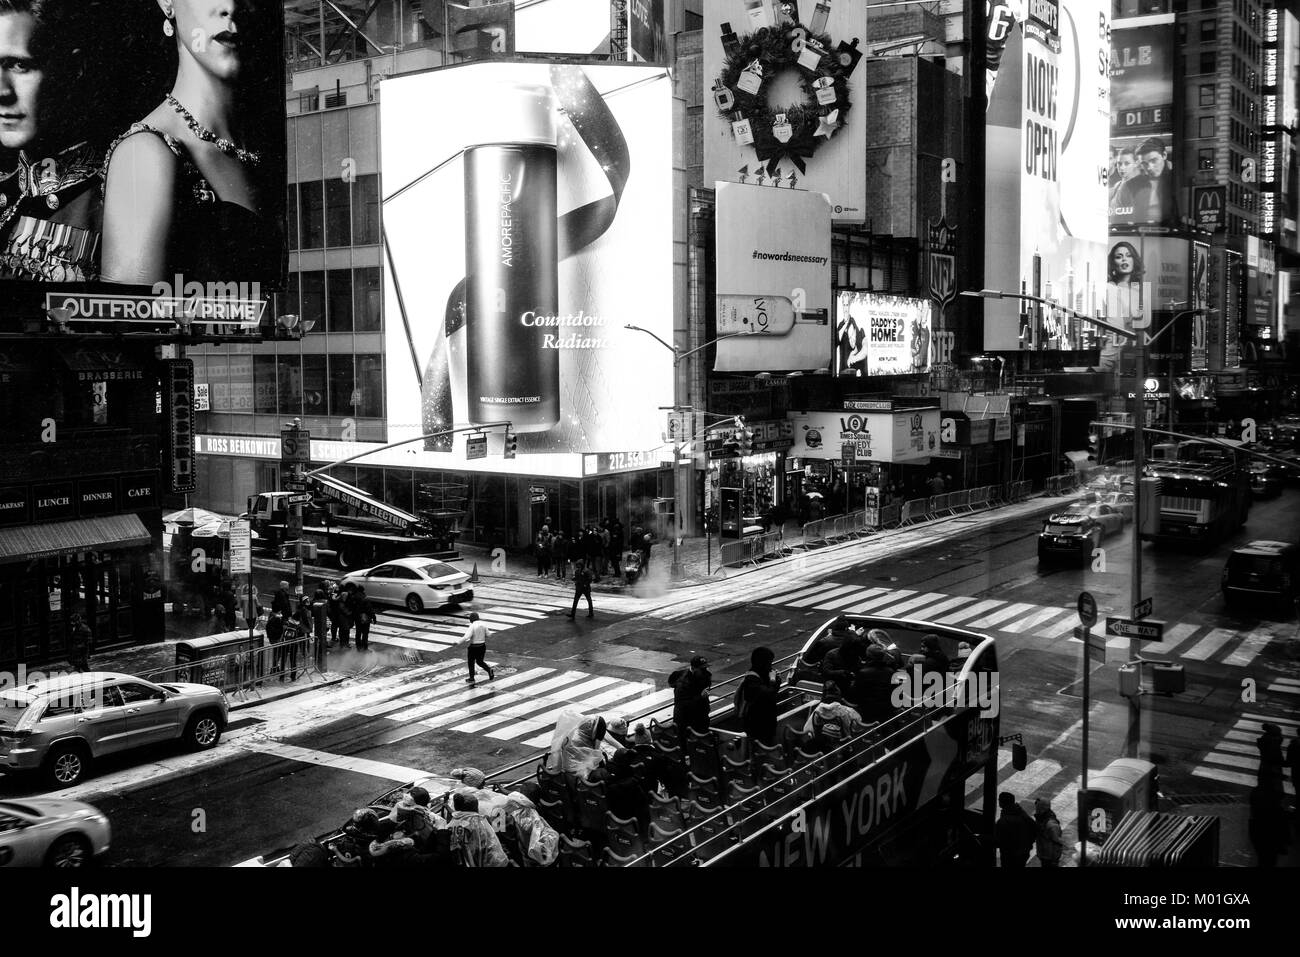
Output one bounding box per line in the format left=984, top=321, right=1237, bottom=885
left=0, top=514, right=152, bottom=564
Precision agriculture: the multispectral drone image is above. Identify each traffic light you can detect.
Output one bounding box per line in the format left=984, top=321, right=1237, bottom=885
left=738, top=425, right=754, bottom=456
left=504, top=427, right=517, bottom=459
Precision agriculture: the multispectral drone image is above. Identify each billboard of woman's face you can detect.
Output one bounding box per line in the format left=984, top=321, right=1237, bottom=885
left=0, top=0, right=285, bottom=290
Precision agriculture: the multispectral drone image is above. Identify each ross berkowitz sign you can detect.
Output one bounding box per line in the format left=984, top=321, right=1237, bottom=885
left=709, top=709, right=995, bottom=867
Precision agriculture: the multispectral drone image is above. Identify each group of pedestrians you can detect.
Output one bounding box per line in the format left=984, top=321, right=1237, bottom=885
left=535, top=519, right=633, bottom=582
left=1249, top=721, right=1300, bottom=866
left=996, top=792, right=1064, bottom=868
left=320, top=580, right=378, bottom=651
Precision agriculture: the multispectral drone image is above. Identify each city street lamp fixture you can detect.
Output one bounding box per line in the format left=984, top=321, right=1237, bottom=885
left=960, top=289, right=1136, bottom=341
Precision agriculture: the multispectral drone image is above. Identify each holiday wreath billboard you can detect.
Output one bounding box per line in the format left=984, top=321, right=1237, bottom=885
left=380, top=62, right=674, bottom=472
left=703, top=0, right=868, bottom=223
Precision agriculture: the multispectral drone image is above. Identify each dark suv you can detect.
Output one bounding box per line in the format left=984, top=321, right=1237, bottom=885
left=1222, top=540, right=1300, bottom=613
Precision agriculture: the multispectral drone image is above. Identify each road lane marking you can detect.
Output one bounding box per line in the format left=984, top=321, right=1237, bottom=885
left=1223, top=629, right=1274, bottom=667
left=1140, top=621, right=1197, bottom=654
left=238, top=740, right=450, bottom=785
left=967, top=602, right=1037, bottom=630
left=387, top=668, right=577, bottom=723
left=817, top=586, right=893, bottom=611
left=360, top=667, right=553, bottom=717
left=1181, top=628, right=1237, bottom=661
left=870, top=592, right=948, bottom=618
left=840, top=589, right=918, bottom=614
left=787, top=584, right=861, bottom=607
left=934, top=599, right=1001, bottom=625
left=999, top=605, right=1071, bottom=634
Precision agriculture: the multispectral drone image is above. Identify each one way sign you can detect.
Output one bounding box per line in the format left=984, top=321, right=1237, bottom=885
left=1105, top=617, right=1164, bottom=641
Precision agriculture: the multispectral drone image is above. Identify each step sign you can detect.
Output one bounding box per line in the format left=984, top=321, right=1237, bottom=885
left=228, top=520, right=251, bottom=574
left=1132, top=597, right=1152, bottom=621
left=1075, top=626, right=1107, bottom=667
left=1105, top=617, right=1164, bottom=641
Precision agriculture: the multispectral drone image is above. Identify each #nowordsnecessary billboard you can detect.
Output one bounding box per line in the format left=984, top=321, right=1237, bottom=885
left=381, top=62, right=674, bottom=470
left=984, top=0, right=1112, bottom=351
left=835, top=292, right=932, bottom=377
left=1108, top=15, right=1181, bottom=232
left=704, top=0, right=868, bottom=222
left=0, top=0, right=286, bottom=302
left=714, top=183, right=832, bottom=373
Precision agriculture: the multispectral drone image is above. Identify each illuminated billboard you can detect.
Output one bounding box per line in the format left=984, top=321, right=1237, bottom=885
left=835, top=292, right=932, bottom=377
left=714, top=183, right=831, bottom=373
left=380, top=62, right=674, bottom=472
left=516, top=0, right=613, bottom=55
left=984, top=0, right=1112, bottom=351
left=703, top=0, right=868, bottom=223
left=1108, top=16, right=1181, bottom=231
left=0, top=0, right=286, bottom=304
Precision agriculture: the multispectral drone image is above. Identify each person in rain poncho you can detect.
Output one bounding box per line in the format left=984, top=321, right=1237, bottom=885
left=448, top=791, right=510, bottom=867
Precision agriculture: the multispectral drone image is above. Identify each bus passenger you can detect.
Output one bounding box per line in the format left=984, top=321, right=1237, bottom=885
left=851, top=645, right=899, bottom=724
left=735, top=646, right=781, bottom=745
left=803, top=683, right=865, bottom=751
left=821, top=636, right=864, bottom=697
left=909, top=634, right=950, bottom=680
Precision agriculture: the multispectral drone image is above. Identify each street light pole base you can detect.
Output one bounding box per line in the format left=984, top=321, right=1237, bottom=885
left=670, top=562, right=684, bottom=580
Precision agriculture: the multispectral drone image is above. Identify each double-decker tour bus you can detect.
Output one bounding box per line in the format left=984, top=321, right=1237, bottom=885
left=1140, top=439, right=1251, bottom=545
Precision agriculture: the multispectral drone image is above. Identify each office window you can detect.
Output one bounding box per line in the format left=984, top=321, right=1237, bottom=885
left=1200, top=84, right=1215, bottom=106
left=1201, top=19, right=1216, bottom=42
left=228, top=355, right=253, bottom=412
left=355, top=355, right=383, bottom=418
left=354, top=267, right=381, bottom=331
left=1199, top=148, right=1216, bottom=169
left=277, top=355, right=302, bottom=416
left=253, top=355, right=277, bottom=414
left=302, top=356, right=327, bottom=416
left=300, top=271, right=325, bottom=333
left=1201, top=51, right=1217, bottom=73
left=328, top=355, right=356, bottom=417
left=1199, top=115, right=1216, bottom=137
left=299, top=181, right=325, bottom=249
left=325, top=178, right=351, bottom=248
left=283, top=271, right=299, bottom=322
left=327, top=269, right=353, bottom=332
left=207, top=356, right=230, bottom=412
left=286, top=184, right=299, bottom=251
left=351, top=174, right=380, bottom=245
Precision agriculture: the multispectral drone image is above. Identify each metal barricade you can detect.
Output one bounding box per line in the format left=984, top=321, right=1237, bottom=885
left=901, top=498, right=929, bottom=525
left=719, top=538, right=750, bottom=567
left=801, top=519, right=825, bottom=546
left=1016, top=479, right=1033, bottom=500
left=879, top=502, right=902, bottom=528
left=951, top=489, right=971, bottom=513
left=969, top=486, right=989, bottom=510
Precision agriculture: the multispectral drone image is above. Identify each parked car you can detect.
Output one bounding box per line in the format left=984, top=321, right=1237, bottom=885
left=1222, top=540, right=1300, bottom=612
left=1038, top=502, right=1125, bottom=565
left=0, top=798, right=111, bottom=867
left=0, top=672, right=228, bottom=789
left=1249, top=461, right=1286, bottom=499
left=340, top=557, right=473, bottom=613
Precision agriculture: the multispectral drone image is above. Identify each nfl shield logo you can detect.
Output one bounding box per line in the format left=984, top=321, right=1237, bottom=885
left=927, top=217, right=957, bottom=313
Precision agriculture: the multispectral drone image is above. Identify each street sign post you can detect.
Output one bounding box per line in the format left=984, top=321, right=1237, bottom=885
left=841, top=442, right=856, bottom=468
left=228, top=519, right=251, bottom=575
left=284, top=480, right=308, bottom=492
left=280, top=427, right=311, bottom=465
left=1077, top=591, right=1097, bottom=628
left=1105, top=617, right=1164, bottom=641
left=1132, top=597, right=1152, bottom=621
left=466, top=435, right=487, bottom=460
left=286, top=493, right=313, bottom=506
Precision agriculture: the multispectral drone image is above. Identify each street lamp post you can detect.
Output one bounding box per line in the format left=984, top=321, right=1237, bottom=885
left=624, top=324, right=750, bottom=579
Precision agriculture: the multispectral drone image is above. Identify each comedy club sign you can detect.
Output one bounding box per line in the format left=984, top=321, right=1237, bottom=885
left=789, top=409, right=941, bottom=463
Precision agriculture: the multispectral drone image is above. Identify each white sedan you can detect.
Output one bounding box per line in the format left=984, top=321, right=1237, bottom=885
left=341, top=557, right=474, bottom=613
left=0, top=798, right=111, bottom=867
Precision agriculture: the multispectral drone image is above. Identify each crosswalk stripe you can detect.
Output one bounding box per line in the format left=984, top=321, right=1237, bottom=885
left=934, top=599, right=1001, bottom=625
left=1141, top=621, right=1198, bottom=655
left=1000, top=605, right=1070, bottom=634
left=452, top=679, right=653, bottom=739
left=360, top=666, right=552, bottom=718
left=998, top=758, right=1063, bottom=797
left=968, top=602, right=1037, bottom=630
left=476, top=612, right=539, bottom=626
left=1223, top=629, right=1275, bottom=667
left=1202, top=751, right=1263, bottom=771
left=499, top=683, right=671, bottom=745
left=416, top=671, right=595, bottom=731
left=966, top=749, right=1015, bottom=795
left=1213, top=740, right=1260, bottom=756
left=1040, top=611, right=1086, bottom=639
left=325, top=660, right=464, bottom=712
left=422, top=675, right=625, bottom=731
left=763, top=581, right=845, bottom=605
left=239, top=740, right=444, bottom=784
left=1050, top=775, right=1081, bottom=829
left=870, top=592, right=949, bottom=618
left=1241, top=711, right=1300, bottom=728
left=903, top=594, right=981, bottom=620
left=388, top=668, right=576, bottom=723
left=1192, top=766, right=1296, bottom=796
left=483, top=681, right=660, bottom=748
left=512, top=687, right=678, bottom=747
left=366, top=634, right=459, bottom=653
left=841, top=589, right=917, bottom=614
left=1181, top=628, right=1238, bottom=661
left=787, top=584, right=862, bottom=608
left=447, top=678, right=655, bottom=734
left=817, top=586, right=893, bottom=611
left=1268, top=679, right=1300, bottom=695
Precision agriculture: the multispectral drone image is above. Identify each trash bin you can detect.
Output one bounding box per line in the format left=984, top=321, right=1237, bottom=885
left=1078, top=758, right=1159, bottom=845
left=175, top=631, right=267, bottom=690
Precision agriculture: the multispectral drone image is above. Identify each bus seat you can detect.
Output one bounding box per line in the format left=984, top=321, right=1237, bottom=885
left=649, top=791, right=685, bottom=832
left=719, top=734, right=749, bottom=765
left=649, top=821, right=684, bottom=849
left=750, top=739, right=788, bottom=774
left=604, top=846, right=646, bottom=867
left=605, top=811, right=645, bottom=859
left=688, top=771, right=722, bottom=806
left=537, top=794, right=572, bottom=833
left=557, top=833, right=594, bottom=867
left=536, top=760, right=570, bottom=805
left=721, top=751, right=754, bottom=789
left=684, top=726, right=721, bottom=779
left=573, top=777, right=609, bottom=834
left=649, top=718, right=677, bottom=749
left=725, top=778, right=760, bottom=806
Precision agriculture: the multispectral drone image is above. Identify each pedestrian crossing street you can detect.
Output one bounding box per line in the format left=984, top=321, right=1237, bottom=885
left=757, top=580, right=1292, bottom=668
left=964, top=747, right=1085, bottom=864
left=325, top=657, right=676, bottom=749
left=363, top=579, right=645, bottom=653
left=1192, top=710, right=1298, bottom=797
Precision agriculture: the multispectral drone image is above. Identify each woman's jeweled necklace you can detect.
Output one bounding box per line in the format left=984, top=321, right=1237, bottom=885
left=165, top=94, right=261, bottom=166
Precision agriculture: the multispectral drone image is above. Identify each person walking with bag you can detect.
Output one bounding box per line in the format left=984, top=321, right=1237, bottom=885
left=462, top=612, right=495, bottom=684
left=568, top=559, right=594, bottom=620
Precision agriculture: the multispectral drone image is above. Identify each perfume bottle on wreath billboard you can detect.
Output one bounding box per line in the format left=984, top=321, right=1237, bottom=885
left=462, top=83, right=560, bottom=433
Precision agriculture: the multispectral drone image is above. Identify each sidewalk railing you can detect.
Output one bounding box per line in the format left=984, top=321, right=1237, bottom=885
left=719, top=530, right=790, bottom=568
left=133, top=634, right=326, bottom=701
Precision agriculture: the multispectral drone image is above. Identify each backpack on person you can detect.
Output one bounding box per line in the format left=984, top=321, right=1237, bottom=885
left=733, top=677, right=750, bottom=718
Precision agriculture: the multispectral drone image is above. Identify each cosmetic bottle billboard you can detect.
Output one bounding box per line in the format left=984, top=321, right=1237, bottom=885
left=983, top=0, right=1111, bottom=351
left=714, top=183, right=831, bottom=373
left=515, top=0, right=617, bottom=55
left=835, top=292, right=933, bottom=377
left=0, top=0, right=286, bottom=307
left=703, top=0, right=868, bottom=223
left=381, top=62, right=673, bottom=469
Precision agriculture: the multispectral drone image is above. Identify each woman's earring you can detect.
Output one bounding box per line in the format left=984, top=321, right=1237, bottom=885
left=163, top=18, right=175, bottom=37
